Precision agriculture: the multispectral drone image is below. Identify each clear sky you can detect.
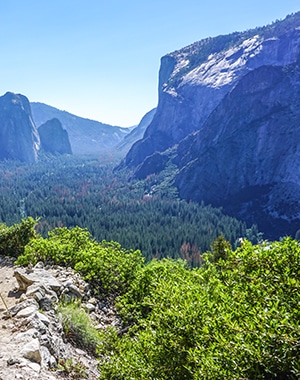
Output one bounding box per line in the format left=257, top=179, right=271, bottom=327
left=0, top=1, right=299, bottom=127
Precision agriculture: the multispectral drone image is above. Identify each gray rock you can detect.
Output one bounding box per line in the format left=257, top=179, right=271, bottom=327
left=40, top=345, right=56, bottom=368
left=7, top=299, right=39, bottom=318
left=61, top=284, right=83, bottom=300
left=14, top=269, right=61, bottom=292
left=20, top=338, right=42, bottom=363
left=38, top=118, right=72, bottom=155
left=26, top=284, right=46, bottom=302
left=83, top=303, right=96, bottom=313
left=15, top=306, right=38, bottom=319
left=15, top=328, right=39, bottom=343
left=36, top=311, right=50, bottom=326
left=7, top=357, right=21, bottom=365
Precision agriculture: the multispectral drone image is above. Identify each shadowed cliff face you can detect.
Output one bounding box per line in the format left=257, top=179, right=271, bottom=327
left=175, top=61, right=300, bottom=198
left=38, top=118, right=72, bottom=155
left=174, top=61, right=300, bottom=237
left=124, top=13, right=300, bottom=171
left=0, top=92, right=40, bottom=163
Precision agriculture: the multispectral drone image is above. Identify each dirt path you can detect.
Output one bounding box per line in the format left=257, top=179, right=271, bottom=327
left=0, top=256, right=20, bottom=311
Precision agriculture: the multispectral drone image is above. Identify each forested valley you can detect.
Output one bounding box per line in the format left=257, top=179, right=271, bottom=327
left=0, top=155, right=261, bottom=265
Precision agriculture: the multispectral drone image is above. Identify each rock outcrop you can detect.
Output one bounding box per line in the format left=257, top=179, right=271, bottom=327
left=0, top=255, right=120, bottom=379
left=38, top=118, right=72, bottom=155
left=0, top=92, right=40, bottom=163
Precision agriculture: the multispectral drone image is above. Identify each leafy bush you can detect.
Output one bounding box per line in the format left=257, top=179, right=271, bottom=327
left=15, top=226, right=94, bottom=266
left=12, top=222, right=300, bottom=379
left=0, top=217, right=37, bottom=257
left=16, top=225, right=144, bottom=297
left=98, top=238, right=300, bottom=379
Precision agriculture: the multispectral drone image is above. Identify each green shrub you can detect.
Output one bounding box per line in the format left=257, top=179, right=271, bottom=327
left=16, top=226, right=144, bottom=297
left=57, top=357, right=88, bottom=378
left=99, top=238, right=300, bottom=379
left=0, top=217, right=37, bottom=257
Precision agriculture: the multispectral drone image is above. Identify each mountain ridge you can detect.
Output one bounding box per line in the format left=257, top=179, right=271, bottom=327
left=124, top=12, right=300, bottom=169
left=121, top=11, right=300, bottom=238
left=31, top=102, right=131, bottom=156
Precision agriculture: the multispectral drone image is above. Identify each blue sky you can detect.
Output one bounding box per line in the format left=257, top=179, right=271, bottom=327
left=0, top=1, right=299, bottom=127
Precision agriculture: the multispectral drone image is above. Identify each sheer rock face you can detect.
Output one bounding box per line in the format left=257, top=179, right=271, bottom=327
left=174, top=61, right=300, bottom=233
left=124, top=13, right=300, bottom=171
left=0, top=92, right=40, bottom=163
left=38, top=118, right=72, bottom=155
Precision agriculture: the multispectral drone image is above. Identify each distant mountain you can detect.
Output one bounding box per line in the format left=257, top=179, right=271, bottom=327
left=115, top=108, right=156, bottom=157
left=121, top=12, right=300, bottom=238
left=38, top=118, right=72, bottom=155
left=31, top=102, right=130, bottom=156
left=0, top=92, right=40, bottom=163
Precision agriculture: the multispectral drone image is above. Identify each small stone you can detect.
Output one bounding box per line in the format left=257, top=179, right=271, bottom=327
left=34, top=262, right=45, bottom=269
left=15, top=328, right=39, bottom=342
left=15, top=306, right=38, bottom=318
left=88, top=297, right=97, bottom=305
left=7, top=357, right=21, bottom=365
left=36, top=311, right=50, bottom=326
left=83, top=303, right=96, bottom=313
left=27, top=361, right=41, bottom=372
left=7, top=298, right=38, bottom=317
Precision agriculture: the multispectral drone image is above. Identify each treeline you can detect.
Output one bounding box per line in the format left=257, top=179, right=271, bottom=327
left=0, top=157, right=261, bottom=264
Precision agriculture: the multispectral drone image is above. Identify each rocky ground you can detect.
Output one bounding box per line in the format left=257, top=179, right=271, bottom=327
left=0, top=255, right=119, bottom=379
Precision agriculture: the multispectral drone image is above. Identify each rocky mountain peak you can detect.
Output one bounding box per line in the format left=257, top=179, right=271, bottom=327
left=124, top=12, right=300, bottom=170
left=38, top=118, right=72, bottom=155
left=0, top=92, right=40, bottom=163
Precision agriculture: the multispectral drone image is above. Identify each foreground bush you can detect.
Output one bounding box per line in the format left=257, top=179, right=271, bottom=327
left=16, top=226, right=144, bottom=297
left=0, top=217, right=37, bottom=257
left=12, top=223, right=300, bottom=379
left=98, top=238, right=300, bottom=379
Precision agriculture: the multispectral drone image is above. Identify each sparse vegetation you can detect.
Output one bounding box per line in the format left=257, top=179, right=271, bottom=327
left=57, top=357, right=88, bottom=379
left=58, top=301, right=101, bottom=356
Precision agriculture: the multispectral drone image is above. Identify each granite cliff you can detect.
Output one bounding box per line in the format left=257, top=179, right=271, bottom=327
left=125, top=13, right=300, bottom=170
left=38, top=118, right=72, bottom=155
left=122, top=12, right=300, bottom=238
left=0, top=92, right=40, bottom=163
left=175, top=59, right=300, bottom=237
